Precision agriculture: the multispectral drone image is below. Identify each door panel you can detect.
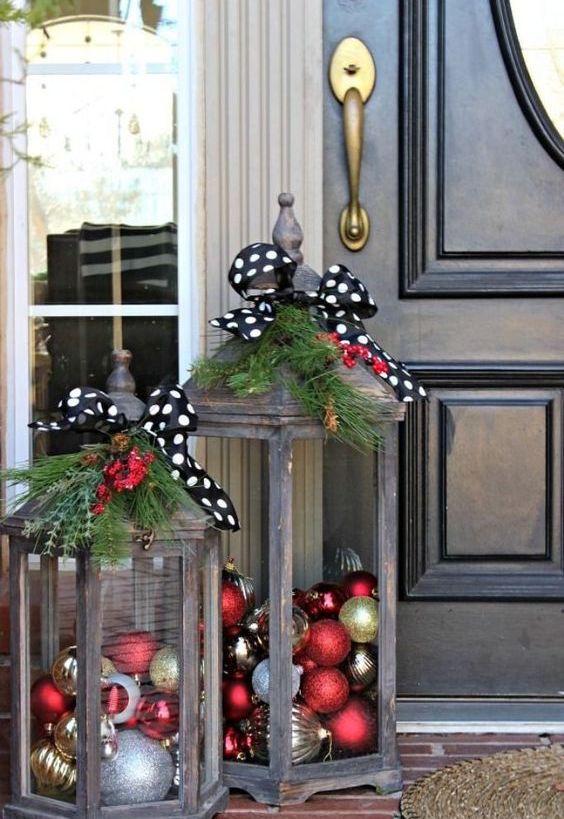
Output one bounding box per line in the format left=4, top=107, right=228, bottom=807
left=402, top=0, right=564, bottom=295
left=323, top=0, right=564, bottom=707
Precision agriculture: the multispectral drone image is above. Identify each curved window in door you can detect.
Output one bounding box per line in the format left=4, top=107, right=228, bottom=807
left=25, top=3, right=185, bottom=456
left=492, top=0, right=564, bottom=166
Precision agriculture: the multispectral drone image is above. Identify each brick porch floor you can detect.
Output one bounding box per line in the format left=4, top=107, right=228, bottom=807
left=219, top=733, right=563, bottom=819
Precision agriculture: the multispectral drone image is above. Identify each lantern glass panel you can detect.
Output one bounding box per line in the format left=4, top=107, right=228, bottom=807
left=28, top=556, right=78, bottom=803
left=99, top=555, right=181, bottom=806
left=217, top=438, right=380, bottom=768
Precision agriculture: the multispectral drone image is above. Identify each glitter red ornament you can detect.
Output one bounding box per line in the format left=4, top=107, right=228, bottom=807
left=302, top=667, right=350, bottom=714
left=343, top=570, right=379, bottom=600
left=293, top=648, right=317, bottom=674
left=222, top=677, right=255, bottom=721
left=221, top=582, right=247, bottom=628
left=30, top=675, right=74, bottom=728
left=325, top=696, right=377, bottom=754
left=304, top=619, right=351, bottom=667
left=102, top=630, right=159, bottom=676
left=136, top=690, right=180, bottom=741
left=223, top=724, right=247, bottom=761
left=303, top=582, right=347, bottom=619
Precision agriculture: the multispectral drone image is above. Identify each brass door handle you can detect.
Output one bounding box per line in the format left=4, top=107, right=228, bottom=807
left=329, top=37, right=376, bottom=251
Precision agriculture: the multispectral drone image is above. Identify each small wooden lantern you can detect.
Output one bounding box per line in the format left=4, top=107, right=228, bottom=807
left=184, top=195, right=406, bottom=805
left=2, top=362, right=228, bottom=819
left=3, top=512, right=226, bottom=819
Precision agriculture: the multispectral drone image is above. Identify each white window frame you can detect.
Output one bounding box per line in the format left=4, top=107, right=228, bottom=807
left=1, top=3, right=202, bottom=484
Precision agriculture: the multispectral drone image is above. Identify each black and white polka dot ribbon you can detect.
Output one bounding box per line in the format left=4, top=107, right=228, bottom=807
left=30, top=385, right=240, bottom=532
left=210, top=243, right=426, bottom=402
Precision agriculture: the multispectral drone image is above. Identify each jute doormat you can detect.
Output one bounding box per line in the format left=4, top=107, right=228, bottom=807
left=400, top=745, right=564, bottom=819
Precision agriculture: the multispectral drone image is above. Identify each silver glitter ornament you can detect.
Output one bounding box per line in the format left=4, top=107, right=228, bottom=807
left=100, top=729, right=174, bottom=805
left=251, top=659, right=302, bottom=704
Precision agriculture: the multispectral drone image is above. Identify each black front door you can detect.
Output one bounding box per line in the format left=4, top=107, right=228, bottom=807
left=323, top=0, right=564, bottom=720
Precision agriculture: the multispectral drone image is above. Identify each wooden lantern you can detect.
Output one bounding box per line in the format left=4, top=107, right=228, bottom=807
left=3, top=511, right=226, bottom=819
left=183, top=194, right=406, bottom=805
left=2, top=357, right=228, bottom=819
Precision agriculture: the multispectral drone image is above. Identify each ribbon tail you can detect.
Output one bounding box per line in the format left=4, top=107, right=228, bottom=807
left=179, top=453, right=240, bottom=532
left=328, top=321, right=427, bottom=402
left=29, top=387, right=127, bottom=433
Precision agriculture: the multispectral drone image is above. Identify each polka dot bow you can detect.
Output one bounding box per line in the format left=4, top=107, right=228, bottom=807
left=29, top=385, right=240, bottom=532
left=210, top=243, right=426, bottom=403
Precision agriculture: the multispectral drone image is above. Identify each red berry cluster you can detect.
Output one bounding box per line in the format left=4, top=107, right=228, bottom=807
left=325, top=332, right=389, bottom=377
left=92, top=447, right=155, bottom=515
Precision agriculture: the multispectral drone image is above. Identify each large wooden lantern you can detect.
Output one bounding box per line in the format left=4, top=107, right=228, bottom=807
left=184, top=195, right=410, bottom=804
left=2, top=361, right=228, bottom=819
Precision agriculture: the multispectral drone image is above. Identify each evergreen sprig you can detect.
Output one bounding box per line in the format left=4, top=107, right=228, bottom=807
left=193, top=304, right=394, bottom=451
left=2, top=434, right=201, bottom=566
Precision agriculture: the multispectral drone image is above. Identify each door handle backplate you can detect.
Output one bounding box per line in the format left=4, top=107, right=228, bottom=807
left=329, top=37, right=376, bottom=251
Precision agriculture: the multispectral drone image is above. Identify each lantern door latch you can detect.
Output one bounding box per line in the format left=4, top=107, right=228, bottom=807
left=329, top=37, right=376, bottom=251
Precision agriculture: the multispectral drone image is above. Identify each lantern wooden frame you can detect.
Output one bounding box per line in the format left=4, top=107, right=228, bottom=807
left=2, top=510, right=228, bottom=819
left=184, top=377, right=405, bottom=805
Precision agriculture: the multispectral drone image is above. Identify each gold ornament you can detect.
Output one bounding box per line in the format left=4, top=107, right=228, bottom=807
left=51, top=646, right=78, bottom=696
left=30, top=739, right=76, bottom=792
left=249, top=603, right=310, bottom=654
left=101, top=656, right=116, bottom=678
left=248, top=703, right=330, bottom=765
left=53, top=712, right=77, bottom=760
left=338, top=596, right=379, bottom=643
left=149, top=645, right=179, bottom=693
left=343, top=642, right=378, bottom=691
left=223, top=558, right=256, bottom=613
left=224, top=630, right=261, bottom=674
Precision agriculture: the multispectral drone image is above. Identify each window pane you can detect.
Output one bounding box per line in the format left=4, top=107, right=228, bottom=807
left=32, top=316, right=178, bottom=455
left=26, top=6, right=179, bottom=305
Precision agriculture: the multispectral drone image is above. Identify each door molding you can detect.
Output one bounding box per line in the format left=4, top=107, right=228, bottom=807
left=399, top=0, right=564, bottom=297
left=490, top=0, right=564, bottom=170
left=401, top=364, right=564, bottom=600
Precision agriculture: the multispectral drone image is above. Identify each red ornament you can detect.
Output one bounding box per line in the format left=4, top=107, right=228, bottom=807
left=343, top=570, right=378, bottom=600
left=103, top=630, right=159, bottom=676
left=304, top=619, right=351, bottom=667
left=293, top=649, right=317, bottom=674
left=222, top=677, right=255, bottom=721
left=30, top=675, right=74, bottom=727
left=136, top=690, right=179, bottom=740
left=222, top=582, right=247, bottom=628
left=223, top=724, right=247, bottom=761
left=303, top=582, right=347, bottom=619
left=302, top=667, right=349, bottom=714
left=325, top=696, right=378, bottom=754
left=292, top=588, right=308, bottom=609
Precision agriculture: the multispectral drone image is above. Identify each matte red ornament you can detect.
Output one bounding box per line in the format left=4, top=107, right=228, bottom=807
left=222, top=677, right=255, bottom=721
left=303, top=582, right=347, bottom=619
left=30, top=675, right=74, bottom=728
left=302, top=667, right=349, bottom=714
left=223, top=724, right=247, bottom=761
left=136, top=689, right=179, bottom=740
left=222, top=582, right=247, bottom=628
left=304, top=619, right=351, bottom=666
left=343, top=570, right=378, bottom=600
left=293, top=649, right=317, bottom=674
left=325, top=695, right=377, bottom=754
left=103, top=630, right=159, bottom=676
